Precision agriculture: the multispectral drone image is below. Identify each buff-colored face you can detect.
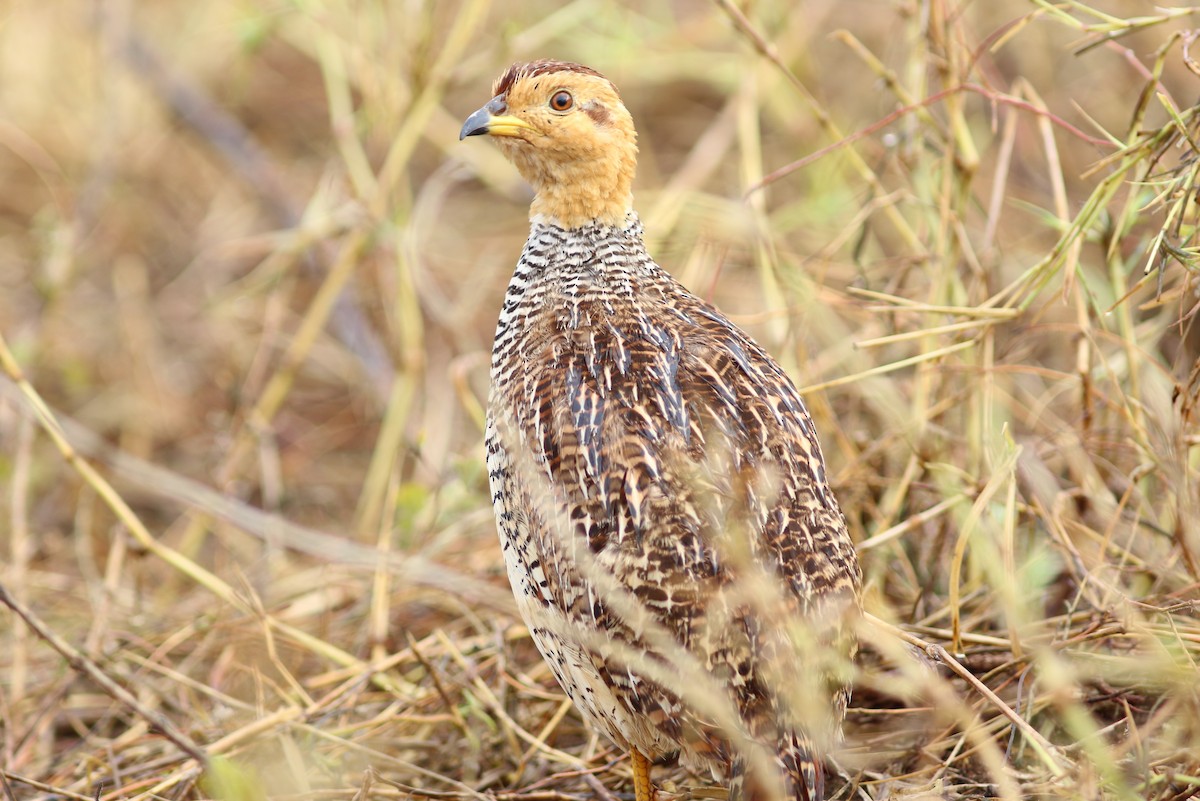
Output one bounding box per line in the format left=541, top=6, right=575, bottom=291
left=460, top=61, right=639, bottom=228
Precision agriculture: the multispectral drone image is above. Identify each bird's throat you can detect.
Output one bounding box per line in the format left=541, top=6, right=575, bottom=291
left=516, top=146, right=637, bottom=229
left=531, top=181, right=633, bottom=229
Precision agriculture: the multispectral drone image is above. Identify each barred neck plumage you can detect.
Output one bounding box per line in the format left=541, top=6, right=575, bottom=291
left=522, top=211, right=648, bottom=275
left=499, top=211, right=650, bottom=311
left=490, top=211, right=676, bottom=381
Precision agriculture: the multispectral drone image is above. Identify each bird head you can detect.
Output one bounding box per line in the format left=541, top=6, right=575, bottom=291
left=460, top=60, right=638, bottom=229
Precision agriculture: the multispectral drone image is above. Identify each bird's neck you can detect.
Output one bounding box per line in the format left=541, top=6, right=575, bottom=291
left=530, top=178, right=631, bottom=229
left=527, top=211, right=643, bottom=242
left=519, top=147, right=636, bottom=229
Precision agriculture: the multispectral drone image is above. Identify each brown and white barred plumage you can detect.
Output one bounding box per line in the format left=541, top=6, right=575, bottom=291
left=463, top=61, right=861, bottom=801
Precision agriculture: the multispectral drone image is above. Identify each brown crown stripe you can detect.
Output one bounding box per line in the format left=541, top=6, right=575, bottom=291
left=492, top=60, right=613, bottom=98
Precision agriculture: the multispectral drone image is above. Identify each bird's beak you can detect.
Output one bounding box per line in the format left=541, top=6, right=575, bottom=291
left=459, top=95, right=536, bottom=140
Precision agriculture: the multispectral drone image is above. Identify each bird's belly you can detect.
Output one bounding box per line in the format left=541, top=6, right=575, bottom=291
left=487, top=426, right=680, bottom=761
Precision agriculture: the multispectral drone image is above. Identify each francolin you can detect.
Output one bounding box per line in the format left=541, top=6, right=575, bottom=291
left=460, top=60, right=861, bottom=801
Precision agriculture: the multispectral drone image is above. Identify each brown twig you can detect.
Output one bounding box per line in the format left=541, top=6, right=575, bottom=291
left=0, top=582, right=207, bottom=765
left=866, top=613, right=1070, bottom=779
left=746, top=82, right=1115, bottom=196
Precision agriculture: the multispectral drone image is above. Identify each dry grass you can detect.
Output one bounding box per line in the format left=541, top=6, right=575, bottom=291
left=2, top=1, right=1199, bottom=799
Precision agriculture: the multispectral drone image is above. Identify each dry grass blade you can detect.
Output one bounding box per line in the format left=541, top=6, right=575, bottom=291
left=0, top=583, right=207, bottom=764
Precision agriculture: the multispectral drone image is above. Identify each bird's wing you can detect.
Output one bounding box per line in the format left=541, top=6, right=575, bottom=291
left=496, top=269, right=859, bottom=666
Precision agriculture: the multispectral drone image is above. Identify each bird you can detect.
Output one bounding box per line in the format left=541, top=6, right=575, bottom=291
left=460, top=60, right=862, bottom=801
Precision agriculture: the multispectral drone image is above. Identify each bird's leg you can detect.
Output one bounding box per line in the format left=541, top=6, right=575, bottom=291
left=631, top=748, right=657, bottom=801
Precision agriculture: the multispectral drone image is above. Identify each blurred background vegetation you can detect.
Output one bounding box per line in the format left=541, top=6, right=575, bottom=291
left=1, top=1, right=1199, bottom=799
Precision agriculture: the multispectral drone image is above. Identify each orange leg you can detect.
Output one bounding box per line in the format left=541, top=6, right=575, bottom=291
left=631, top=748, right=657, bottom=801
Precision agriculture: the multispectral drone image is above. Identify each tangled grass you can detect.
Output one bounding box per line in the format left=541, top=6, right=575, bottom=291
left=1, top=1, right=1198, bottom=799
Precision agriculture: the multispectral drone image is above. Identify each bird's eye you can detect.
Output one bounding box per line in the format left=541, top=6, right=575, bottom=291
left=549, top=91, right=573, bottom=111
